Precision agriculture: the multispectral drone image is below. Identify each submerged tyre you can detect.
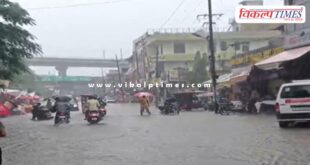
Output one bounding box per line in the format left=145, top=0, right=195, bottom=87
left=279, top=121, right=289, bottom=128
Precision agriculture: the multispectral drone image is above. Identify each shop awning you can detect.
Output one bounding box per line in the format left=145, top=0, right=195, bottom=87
left=230, top=69, right=251, bottom=85
left=125, top=67, right=135, bottom=76
left=203, top=73, right=232, bottom=85
left=255, top=45, right=310, bottom=70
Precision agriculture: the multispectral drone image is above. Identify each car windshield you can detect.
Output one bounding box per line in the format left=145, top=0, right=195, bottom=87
left=40, top=100, right=48, bottom=107
left=281, top=85, right=310, bottom=98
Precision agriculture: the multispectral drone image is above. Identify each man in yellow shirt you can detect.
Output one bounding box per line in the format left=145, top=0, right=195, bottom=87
left=139, top=95, right=151, bottom=116
left=85, top=96, right=100, bottom=119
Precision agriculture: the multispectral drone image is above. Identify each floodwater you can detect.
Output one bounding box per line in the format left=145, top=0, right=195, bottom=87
left=1, top=104, right=310, bottom=165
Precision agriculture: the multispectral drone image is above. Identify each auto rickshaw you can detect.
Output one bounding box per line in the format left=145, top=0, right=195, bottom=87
left=172, top=91, right=204, bottom=111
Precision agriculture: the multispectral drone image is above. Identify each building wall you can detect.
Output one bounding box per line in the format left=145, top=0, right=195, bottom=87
left=284, top=0, right=310, bottom=34
left=214, top=39, right=270, bottom=61
left=146, top=40, right=207, bottom=57
left=249, top=40, right=269, bottom=50
left=142, top=35, right=208, bottom=81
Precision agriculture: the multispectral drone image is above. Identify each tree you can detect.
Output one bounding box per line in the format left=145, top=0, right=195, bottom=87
left=12, top=72, right=51, bottom=96
left=0, top=0, right=41, bottom=80
left=189, top=51, right=208, bottom=83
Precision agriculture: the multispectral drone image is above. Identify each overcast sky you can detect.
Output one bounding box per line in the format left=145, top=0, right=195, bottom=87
left=13, top=0, right=283, bottom=76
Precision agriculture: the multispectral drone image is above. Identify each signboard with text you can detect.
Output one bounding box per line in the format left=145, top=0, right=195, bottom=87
left=37, top=76, right=92, bottom=82
left=236, top=5, right=306, bottom=24
left=284, top=29, right=310, bottom=49
left=230, top=47, right=284, bottom=66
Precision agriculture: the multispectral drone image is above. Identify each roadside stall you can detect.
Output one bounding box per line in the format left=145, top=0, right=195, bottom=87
left=0, top=102, right=11, bottom=117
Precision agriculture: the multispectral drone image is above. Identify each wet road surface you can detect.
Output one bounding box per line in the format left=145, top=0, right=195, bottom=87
left=1, top=103, right=310, bottom=165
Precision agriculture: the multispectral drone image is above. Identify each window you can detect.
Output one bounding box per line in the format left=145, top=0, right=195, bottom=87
left=281, top=85, right=310, bottom=98
left=234, top=42, right=240, bottom=50
left=174, top=42, right=186, bottom=54
left=220, top=41, right=228, bottom=51
left=241, top=42, right=249, bottom=52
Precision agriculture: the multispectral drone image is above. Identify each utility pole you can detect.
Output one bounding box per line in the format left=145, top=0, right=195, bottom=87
left=135, top=50, right=140, bottom=83
left=116, top=54, right=125, bottom=102
left=196, top=1, right=222, bottom=113
left=120, top=48, right=123, bottom=60
left=101, top=50, right=106, bottom=96
left=155, top=46, right=160, bottom=107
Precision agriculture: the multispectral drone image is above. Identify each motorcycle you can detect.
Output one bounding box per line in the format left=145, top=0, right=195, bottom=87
left=87, top=110, right=103, bottom=124
left=54, top=111, right=70, bottom=125
left=158, top=102, right=179, bottom=115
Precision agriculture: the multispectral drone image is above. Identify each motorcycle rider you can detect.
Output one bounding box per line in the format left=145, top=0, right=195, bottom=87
left=163, top=96, right=177, bottom=114
left=97, top=96, right=107, bottom=108
left=85, top=96, right=101, bottom=120
left=52, top=97, right=71, bottom=124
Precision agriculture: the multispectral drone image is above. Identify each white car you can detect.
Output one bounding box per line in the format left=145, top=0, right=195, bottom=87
left=230, top=100, right=244, bottom=111
left=276, top=80, right=310, bottom=128
left=106, top=97, right=116, bottom=103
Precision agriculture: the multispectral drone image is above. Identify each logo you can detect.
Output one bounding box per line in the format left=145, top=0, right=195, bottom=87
left=235, top=5, right=306, bottom=24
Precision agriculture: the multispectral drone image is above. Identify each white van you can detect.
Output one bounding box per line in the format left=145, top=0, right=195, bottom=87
left=276, top=80, right=310, bottom=128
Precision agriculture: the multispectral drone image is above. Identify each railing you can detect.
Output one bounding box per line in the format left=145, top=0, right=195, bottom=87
left=146, top=26, right=230, bottom=35
left=147, top=28, right=200, bottom=34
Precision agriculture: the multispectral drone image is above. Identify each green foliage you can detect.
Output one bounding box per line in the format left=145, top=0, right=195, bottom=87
left=190, top=51, right=209, bottom=83
left=0, top=0, right=41, bottom=80
left=12, top=72, right=50, bottom=96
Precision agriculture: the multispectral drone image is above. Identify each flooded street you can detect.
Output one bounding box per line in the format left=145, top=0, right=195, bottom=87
left=1, top=103, right=310, bottom=165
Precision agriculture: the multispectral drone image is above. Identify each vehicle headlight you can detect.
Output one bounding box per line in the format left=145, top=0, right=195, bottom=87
left=73, top=104, right=77, bottom=107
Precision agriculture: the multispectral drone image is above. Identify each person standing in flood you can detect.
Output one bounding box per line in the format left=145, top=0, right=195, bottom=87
left=139, top=95, right=151, bottom=116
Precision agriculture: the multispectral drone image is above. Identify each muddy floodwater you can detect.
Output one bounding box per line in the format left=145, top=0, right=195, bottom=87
left=2, top=104, right=310, bottom=165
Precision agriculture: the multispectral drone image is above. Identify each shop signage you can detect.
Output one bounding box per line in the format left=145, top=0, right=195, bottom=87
left=230, top=47, right=284, bottom=66
left=236, top=5, right=306, bottom=24
left=284, top=29, right=310, bottom=49
left=168, top=70, right=179, bottom=82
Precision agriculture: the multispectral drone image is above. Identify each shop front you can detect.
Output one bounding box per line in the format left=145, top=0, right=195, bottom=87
left=229, top=66, right=252, bottom=101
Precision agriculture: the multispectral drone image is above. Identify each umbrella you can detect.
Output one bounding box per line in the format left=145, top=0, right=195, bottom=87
left=133, top=92, right=154, bottom=97
left=32, top=95, right=40, bottom=100
left=18, top=95, right=31, bottom=100
left=54, top=96, right=72, bottom=102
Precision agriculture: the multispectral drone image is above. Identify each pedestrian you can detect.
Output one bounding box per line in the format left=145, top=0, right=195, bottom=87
left=0, top=121, right=7, bottom=165
left=139, top=95, right=151, bottom=116
left=31, top=102, right=41, bottom=120
left=250, top=89, right=260, bottom=113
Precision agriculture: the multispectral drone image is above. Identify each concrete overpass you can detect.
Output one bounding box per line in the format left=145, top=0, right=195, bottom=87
left=26, top=57, right=129, bottom=76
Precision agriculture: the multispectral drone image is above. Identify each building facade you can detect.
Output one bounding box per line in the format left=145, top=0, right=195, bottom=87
left=130, top=30, right=208, bottom=83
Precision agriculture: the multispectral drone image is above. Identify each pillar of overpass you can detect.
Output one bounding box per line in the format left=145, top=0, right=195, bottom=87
left=55, top=66, right=68, bottom=76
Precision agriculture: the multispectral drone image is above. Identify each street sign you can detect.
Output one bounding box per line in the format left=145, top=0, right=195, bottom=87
left=36, top=76, right=92, bottom=82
